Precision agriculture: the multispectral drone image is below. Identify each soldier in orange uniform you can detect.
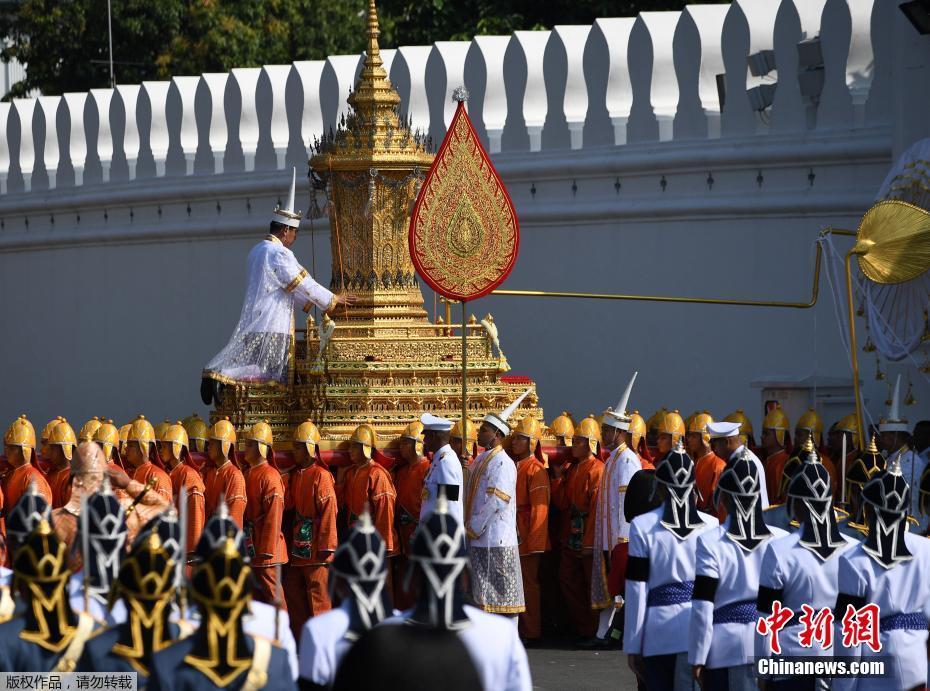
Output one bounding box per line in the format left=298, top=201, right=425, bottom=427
left=78, top=416, right=103, bottom=443
left=2, top=415, right=52, bottom=509
left=44, top=418, right=76, bottom=508
left=203, top=417, right=247, bottom=527
left=392, top=420, right=429, bottom=609
left=242, top=420, right=288, bottom=607
left=543, top=411, right=574, bottom=638
left=552, top=416, right=603, bottom=641
left=654, top=410, right=686, bottom=464
left=685, top=411, right=726, bottom=518
left=123, top=415, right=172, bottom=503
left=39, top=416, right=65, bottom=468
left=160, top=421, right=206, bottom=559
left=628, top=411, right=654, bottom=469
left=761, top=405, right=791, bottom=503
left=92, top=420, right=129, bottom=503
left=283, top=419, right=337, bottom=637
left=512, top=416, right=550, bottom=643
left=341, top=424, right=397, bottom=556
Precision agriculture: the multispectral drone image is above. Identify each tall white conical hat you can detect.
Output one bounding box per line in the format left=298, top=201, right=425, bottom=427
left=272, top=167, right=302, bottom=228
left=879, top=374, right=908, bottom=432
left=604, top=371, right=638, bottom=431
left=484, top=387, right=533, bottom=435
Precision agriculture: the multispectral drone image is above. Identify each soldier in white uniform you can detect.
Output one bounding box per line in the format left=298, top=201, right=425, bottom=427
left=689, top=450, right=786, bottom=691
left=707, top=421, right=770, bottom=508
left=834, top=457, right=930, bottom=691
left=755, top=445, right=857, bottom=690
left=202, top=168, right=353, bottom=400
left=299, top=510, right=391, bottom=689
left=420, top=413, right=464, bottom=524
left=464, top=390, right=532, bottom=617
left=624, top=441, right=718, bottom=689
left=592, top=372, right=641, bottom=640
left=382, top=487, right=532, bottom=691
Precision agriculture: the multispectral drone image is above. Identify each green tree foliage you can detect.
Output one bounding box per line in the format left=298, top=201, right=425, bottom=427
left=0, top=0, right=719, bottom=98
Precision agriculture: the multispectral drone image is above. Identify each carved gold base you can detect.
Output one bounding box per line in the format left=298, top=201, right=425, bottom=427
left=211, top=313, right=544, bottom=449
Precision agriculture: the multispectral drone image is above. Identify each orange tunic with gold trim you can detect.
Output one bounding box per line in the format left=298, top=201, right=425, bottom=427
left=393, top=458, right=429, bottom=555
left=342, top=461, right=397, bottom=555
left=551, top=455, right=602, bottom=553
left=765, top=449, right=790, bottom=505
left=516, top=456, right=550, bottom=555
left=2, top=463, right=52, bottom=511
left=204, top=460, right=247, bottom=528
left=170, top=461, right=206, bottom=556
left=695, top=452, right=727, bottom=517
left=285, top=464, right=338, bottom=566
left=46, top=464, right=72, bottom=509
left=244, top=461, right=287, bottom=566
left=132, top=461, right=173, bottom=503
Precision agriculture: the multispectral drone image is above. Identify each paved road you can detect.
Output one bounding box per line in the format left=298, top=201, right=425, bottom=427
left=527, top=645, right=639, bottom=690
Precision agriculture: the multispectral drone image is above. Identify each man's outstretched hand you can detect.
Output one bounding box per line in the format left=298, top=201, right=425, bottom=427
left=335, top=293, right=357, bottom=307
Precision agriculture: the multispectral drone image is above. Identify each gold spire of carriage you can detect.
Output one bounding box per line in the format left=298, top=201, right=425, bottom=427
left=211, top=0, right=543, bottom=443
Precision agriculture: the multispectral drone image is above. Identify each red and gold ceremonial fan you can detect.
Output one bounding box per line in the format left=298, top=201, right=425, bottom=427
left=409, top=87, right=521, bottom=426
left=409, top=89, right=519, bottom=302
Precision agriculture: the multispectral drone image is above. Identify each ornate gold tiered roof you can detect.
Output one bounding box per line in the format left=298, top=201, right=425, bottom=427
left=213, top=0, right=542, bottom=447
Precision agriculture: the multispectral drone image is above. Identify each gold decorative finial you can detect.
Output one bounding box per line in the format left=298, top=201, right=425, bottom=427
left=866, top=435, right=880, bottom=455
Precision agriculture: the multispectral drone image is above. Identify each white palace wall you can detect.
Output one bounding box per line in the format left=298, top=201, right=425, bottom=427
left=0, top=0, right=929, bottom=431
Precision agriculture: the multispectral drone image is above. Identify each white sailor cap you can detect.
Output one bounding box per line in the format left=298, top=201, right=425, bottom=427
left=420, top=413, right=454, bottom=432
left=706, top=421, right=741, bottom=439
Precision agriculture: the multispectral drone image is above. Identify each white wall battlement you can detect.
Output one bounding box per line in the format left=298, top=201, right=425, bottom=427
left=0, top=0, right=890, bottom=195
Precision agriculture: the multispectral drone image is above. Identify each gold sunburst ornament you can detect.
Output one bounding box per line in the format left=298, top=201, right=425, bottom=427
left=409, top=88, right=519, bottom=302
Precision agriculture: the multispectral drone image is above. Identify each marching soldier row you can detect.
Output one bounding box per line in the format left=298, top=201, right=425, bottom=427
left=0, top=370, right=927, bottom=687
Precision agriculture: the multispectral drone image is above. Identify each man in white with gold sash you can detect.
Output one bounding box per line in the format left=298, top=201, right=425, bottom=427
left=464, top=389, right=532, bottom=618
left=592, top=372, right=641, bottom=643
left=201, top=168, right=354, bottom=401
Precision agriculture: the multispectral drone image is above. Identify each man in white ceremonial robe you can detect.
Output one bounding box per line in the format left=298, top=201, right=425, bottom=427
left=202, top=168, right=354, bottom=401
left=592, top=372, right=640, bottom=640
left=464, top=389, right=532, bottom=617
